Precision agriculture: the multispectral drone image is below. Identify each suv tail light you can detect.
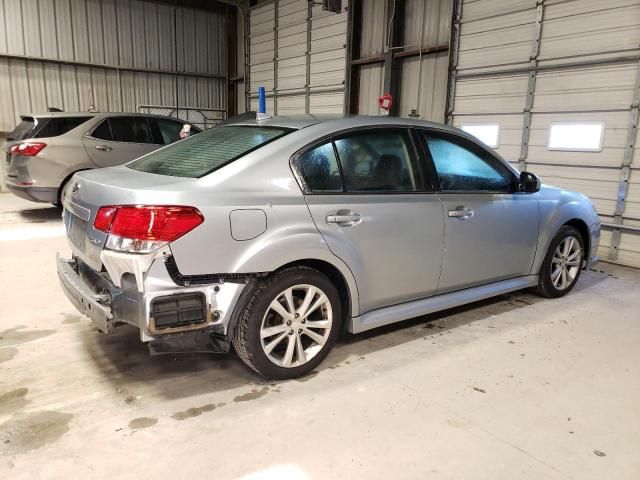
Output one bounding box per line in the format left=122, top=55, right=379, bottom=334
left=10, top=142, right=47, bottom=156
left=94, top=205, right=204, bottom=253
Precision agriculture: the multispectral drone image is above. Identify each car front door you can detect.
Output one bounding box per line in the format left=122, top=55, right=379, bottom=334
left=83, top=116, right=159, bottom=167
left=296, top=128, right=445, bottom=314
left=417, top=129, right=539, bottom=293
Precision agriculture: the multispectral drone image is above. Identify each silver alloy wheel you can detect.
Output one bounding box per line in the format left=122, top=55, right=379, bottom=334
left=260, top=284, right=333, bottom=368
left=551, top=236, right=582, bottom=291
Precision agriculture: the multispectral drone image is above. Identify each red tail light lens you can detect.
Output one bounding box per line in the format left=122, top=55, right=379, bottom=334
left=94, top=206, right=204, bottom=242
left=10, top=142, right=47, bottom=156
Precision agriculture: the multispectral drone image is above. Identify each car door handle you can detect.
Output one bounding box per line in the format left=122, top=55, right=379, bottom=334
left=95, top=145, right=112, bottom=152
left=448, top=207, right=474, bottom=219
left=326, top=211, right=361, bottom=226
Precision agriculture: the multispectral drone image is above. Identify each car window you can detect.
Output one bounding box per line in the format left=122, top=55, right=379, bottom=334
left=108, top=117, right=153, bottom=144
left=150, top=118, right=184, bottom=145
left=334, top=129, right=419, bottom=192
left=128, top=125, right=290, bottom=178
left=423, top=133, right=512, bottom=192
left=35, top=117, right=92, bottom=138
left=296, top=142, right=343, bottom=193
left=91, top=120, right=112, bottom=141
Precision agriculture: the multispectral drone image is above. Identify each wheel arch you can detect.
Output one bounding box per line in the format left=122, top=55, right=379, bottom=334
left=57, top=168, right=92, bottom=204
left=275, top=259, right=353, bottom=331
left=226, top=257, right=358, bottom=338
left=563, top=218, right=590, bottom=267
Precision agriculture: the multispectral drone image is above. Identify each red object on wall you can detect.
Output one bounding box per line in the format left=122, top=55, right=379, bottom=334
left=378, top=93, right=393, bottom=112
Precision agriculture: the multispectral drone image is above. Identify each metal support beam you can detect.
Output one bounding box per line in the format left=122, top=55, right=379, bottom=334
left=306, top=0, right=312, bottom=114
left=244, top=3, right=251, bottom=112
left=0, top=53, right=226, bottom=80
left=445, top=0, right=463, bottom=125
left=518, top=0, right=545, bottom=172
left=382, top=0, right=405, bottom=117
left=608, top=59, right=640, bottom=260
left=273, top=0, right=279, bottom=115
left=346, top=0, right=363, bottom=114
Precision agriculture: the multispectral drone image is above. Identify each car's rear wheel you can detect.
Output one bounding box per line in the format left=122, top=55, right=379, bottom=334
left=232, top=267, right=341, bottom=379
left=536, top=225, right=584, bottom=298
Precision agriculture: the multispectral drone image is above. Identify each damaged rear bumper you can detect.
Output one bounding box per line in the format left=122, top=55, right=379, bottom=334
left=57, top=254, right=114, bottom=333
left=56, top=252, right=246, bottom=354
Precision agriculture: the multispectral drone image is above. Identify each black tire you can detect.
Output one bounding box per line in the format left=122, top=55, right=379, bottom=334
left=232, top=266, right=342, bottom=379
left=536, top=225, right=584, bottom=298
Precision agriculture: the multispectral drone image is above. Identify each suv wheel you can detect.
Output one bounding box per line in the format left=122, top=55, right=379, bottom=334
left=232, top=267, right=341, bottom=379
left=536, top=225, right=584, bottom=298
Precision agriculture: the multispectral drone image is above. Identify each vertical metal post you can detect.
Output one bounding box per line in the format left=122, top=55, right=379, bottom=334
left=305, top=0, right=312, bottom=114
left=382, top=0, right=405, bottom=117
left=346, top=0, right=362, bottom=115
left=518, top=0, right=545, bottom=172
left=273, top=1, right=279, bottom=115
left=608, top=59, right=640, bottom=260
left=244, top=4, right=251, bottom=113
left=174, top=6, right=179, bottom=120
left=445, top=0, right=463, bottom=125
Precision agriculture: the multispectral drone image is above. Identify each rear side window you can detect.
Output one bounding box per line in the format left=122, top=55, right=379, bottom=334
left=109, top=117, right=154, bottom=144
left=91, top=120, right=112, bottom=140
left=128, top=125, right=290, bottom=178
left=296, top=142, right=342, bottom=193
left=35, top=117, right=92, bottom=138
left=7, top=117, right=37, bottom=141
left=149, top=118, right=184, bottom=145
left=334, top=130, right=420, bottom=192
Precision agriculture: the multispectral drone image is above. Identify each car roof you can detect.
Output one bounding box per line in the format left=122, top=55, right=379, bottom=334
left=21, top=112, right=183, bottom=120
left=228, top=114, right=465, bottom=134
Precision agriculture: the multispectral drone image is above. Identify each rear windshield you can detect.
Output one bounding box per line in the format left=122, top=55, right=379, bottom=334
left=7, top=116, right=92, bottom=140
left=35, top=117, right=92, bottom=138
left=7, top=117, right=36, bottom=141
left=128, top=125, right=290, bottom=178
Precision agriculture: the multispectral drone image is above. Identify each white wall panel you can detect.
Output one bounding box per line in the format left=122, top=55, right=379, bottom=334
left=0, top=0, right=227, bottom=132
left=452, top=0, right=640, bottom=267
left=248, top=0, right=347, bottom=115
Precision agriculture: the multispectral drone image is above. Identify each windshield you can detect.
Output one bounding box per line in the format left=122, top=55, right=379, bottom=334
left=128, top=125, right=291, bottom=178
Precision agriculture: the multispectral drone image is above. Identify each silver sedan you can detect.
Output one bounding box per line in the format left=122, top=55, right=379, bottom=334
left=57, top=115, right=600, bottom=379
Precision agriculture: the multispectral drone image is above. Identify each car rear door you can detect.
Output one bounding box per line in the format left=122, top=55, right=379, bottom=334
left=416, top=129, right=539, bottom=293
left=296, top=127, right=445, bottom=314
left=82, top=116, right=159, bottom=167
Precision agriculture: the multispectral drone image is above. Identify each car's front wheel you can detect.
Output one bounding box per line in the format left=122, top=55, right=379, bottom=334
left=536, top=225, right=584, bottom=298
left=232, top=267, right=342, bottom=379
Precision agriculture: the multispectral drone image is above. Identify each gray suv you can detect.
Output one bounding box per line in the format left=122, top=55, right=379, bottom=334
left=4, top=112, right=199, bottom=205
left=57, top=115, right=600, bottom=379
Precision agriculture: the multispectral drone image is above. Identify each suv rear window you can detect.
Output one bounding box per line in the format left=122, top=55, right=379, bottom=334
left=128, top=126, right=290, bottom=178
left=7, top=116, right=92, bottom=140
left=35, top=117, right=92, bottom=138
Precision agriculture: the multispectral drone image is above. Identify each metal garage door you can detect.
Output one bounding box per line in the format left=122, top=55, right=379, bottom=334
left=449, top=0, right=640, bottom=267
left=247, top=0, right=347, bottom=115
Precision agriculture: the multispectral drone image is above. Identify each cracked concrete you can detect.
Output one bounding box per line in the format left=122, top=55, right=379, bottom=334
left=1, top=194, right=639, bottom=479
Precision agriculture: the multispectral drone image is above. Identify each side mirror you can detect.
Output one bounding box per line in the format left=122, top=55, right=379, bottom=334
left=520, top=171, right=541, bottom=193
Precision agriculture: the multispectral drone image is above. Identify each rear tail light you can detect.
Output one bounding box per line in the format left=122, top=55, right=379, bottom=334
left=10, top=142, right=47, bottom=156
left=94, top=205, right=204, bottom=253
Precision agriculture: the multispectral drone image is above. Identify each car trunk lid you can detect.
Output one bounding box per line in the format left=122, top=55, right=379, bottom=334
left=63, top=166, right=197, bottom=271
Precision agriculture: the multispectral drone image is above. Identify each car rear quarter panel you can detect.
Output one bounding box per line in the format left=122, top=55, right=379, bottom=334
left=162, top=134, right=361, bottom=315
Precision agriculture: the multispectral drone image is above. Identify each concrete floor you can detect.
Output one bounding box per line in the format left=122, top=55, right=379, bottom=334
left=0, top=193, right=639, bottom=480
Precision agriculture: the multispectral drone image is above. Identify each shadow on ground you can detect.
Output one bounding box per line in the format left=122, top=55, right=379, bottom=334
left=79, top=269, right=608, bottom=399
left=16, top=206, right=62, bottom=223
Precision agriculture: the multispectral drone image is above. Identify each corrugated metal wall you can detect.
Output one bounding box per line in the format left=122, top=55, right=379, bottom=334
left=0, top=0, right=227, bottom=133
left=247, top=0, right=347, bottom=115
left=450, top=0, right=640, bottom=268
left=356, top=0, right=452, bottom=120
